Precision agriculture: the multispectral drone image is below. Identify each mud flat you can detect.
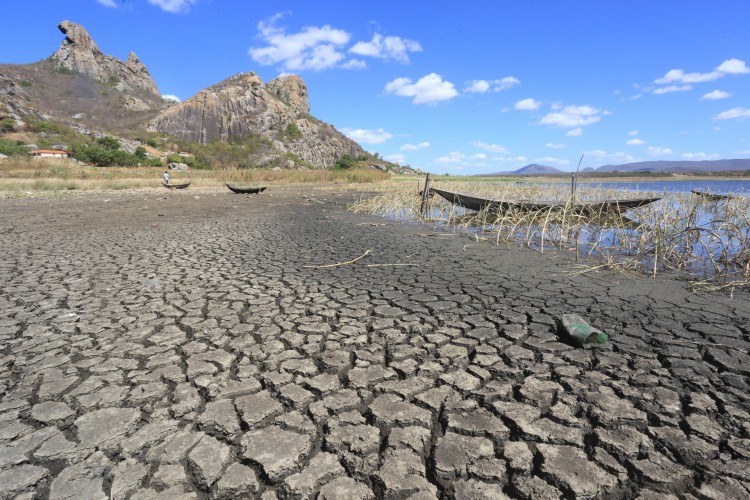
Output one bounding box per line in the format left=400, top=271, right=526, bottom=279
left=0, top=187, right=748, bottom=499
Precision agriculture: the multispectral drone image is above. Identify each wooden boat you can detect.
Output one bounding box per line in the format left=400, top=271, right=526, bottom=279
left=691, top=189, right=733, bottom=201
left=163, top=182, right=191, bottom=190
left=430, top=187, right=660, bottom=215
left=225, top=183, right=267, bottom=194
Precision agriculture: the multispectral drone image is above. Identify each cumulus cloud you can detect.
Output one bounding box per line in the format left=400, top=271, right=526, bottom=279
left=626, top=138, right=646, bottom=145
left=385, top=73, right=458, bottom=105
left=385, top=153, right=405, bottom=164
left=714, top=107, right=750, bottom=120
left=349, top=34, right=422, bottom=63
left=539, top=105, right=602, bottom=128
left=716, top=58, right=750, bottom=75
left=585, top=150, right=638, bottom=164
left=471, top=141, right=507, bottom=153
left=700, top=90, right=730, bottom=100
left=400, top=142, right=430, bottom=151
left=147, top=0, right=197, bottom=13
left=341, top=127, right=393, bottom=144
left=97, top=0, right=118, bottom=7
left=682, top=152, right=720, bottom=161
left=647, top=146, right=673, bottom=156
left=653, top=58, right=749, bottom=94
left=464, top=77, right=520, bottom=93
left=249, top=15, right=351, bottom=72
left=652, top=84, right=692, bottom=95
left=471, top=153, right=487, bottom=160
left=533, top=156, right=570, bottom=166
left=545, top=143, right=565, bottom=149
left=515, top=98, right=540, bottom=111
left=341, top=59, right=367, bottom=70
left=435, top=151, right=465, bottom=163
left=566, top=128, right=582, bottom=137
left=162, top=94, right=181, bottom=102
left=627, top=130, right=639, bottom=136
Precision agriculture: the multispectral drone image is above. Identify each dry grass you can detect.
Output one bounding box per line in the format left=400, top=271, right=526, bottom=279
left=0, top=157, right=391, bottom=195
left=350, top=181, right=750, bottom=288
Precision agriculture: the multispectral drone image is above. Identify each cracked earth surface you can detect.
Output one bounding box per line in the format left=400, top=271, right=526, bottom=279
left=0, top=187, right=748, bottom=499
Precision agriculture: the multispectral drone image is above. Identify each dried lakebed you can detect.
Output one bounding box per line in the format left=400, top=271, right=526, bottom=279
left=0, top=187, right=748, bottom=499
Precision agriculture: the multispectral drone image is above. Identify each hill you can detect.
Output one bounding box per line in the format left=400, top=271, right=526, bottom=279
left=478, top=159, right=750, bottom=176
left=0, top=21, right=377, bottom=170
left=478, top=163, right=565, bottom=176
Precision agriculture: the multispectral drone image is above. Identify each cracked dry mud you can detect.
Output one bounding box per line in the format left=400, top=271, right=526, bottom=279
left=0, top=187, right=749, bottom=499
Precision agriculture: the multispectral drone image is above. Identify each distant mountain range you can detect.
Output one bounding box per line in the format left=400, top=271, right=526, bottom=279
left=480, top=159, right=750, bottom=176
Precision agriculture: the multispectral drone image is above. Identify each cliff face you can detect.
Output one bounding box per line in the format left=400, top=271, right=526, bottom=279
left=147, top=72, right=365, bottom=167
left=51, top=21, right=160, bottom=97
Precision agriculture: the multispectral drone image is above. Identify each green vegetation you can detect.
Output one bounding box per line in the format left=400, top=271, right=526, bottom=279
left=0, top=118, right=17, bottom=133
left=96, top=136, right=120, bottom=150
left=284, top=122, right=302, bottom=140
left=0, top=138, right=28, bottom=156
left=19, top=80, right=33, bottom=88
left=333, top=154, right=356, bottom=170
left=70, top=142, right=161, bottom=167
left=166, top=153, right=210, bottom=170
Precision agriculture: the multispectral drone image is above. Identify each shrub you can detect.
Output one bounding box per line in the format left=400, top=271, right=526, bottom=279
left=96, top=136, right=120, bottom=150
left=333, top=154, right=356, bottom=170
left=146, top=139, right=157, bottom=148
left=0, top=138, right=28, bottom=156
left=0, top=118, right=17, bottom=133
left=284, top=122, right=302, bottom=140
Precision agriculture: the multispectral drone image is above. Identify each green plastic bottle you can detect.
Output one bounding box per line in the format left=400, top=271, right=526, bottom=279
left=560, top=314, right=609, bottom=347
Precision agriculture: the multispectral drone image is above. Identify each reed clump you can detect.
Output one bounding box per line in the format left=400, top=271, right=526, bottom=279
left=350, top=182, right=750, bottom=288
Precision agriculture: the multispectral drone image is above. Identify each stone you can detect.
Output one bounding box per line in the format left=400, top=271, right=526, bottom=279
left=0, top=465, right=48, bottom=496
left=235, top=391, right=284, bottom=429
left=537, top=444, right=617, bottom=497
left=326, top=424, right=380, bottom=455
left=454, top=479, right=510, bottom=499
left=447, top=408, right=510, bottom=440
left=504, top=441, right=534, bottom=474
left=187, top=434, right=232, bottom=487
left=628, top=452, right=693, bottom=492
left=110, top=459, right=149, bottom=500
left=241, top=425, right=312, bottom=480
left=433, top=432, right=495, bottom=486
left=369, top=394, right=432, bottom=428
left=373, top=448, right=437, bottom=498
left=198, top=399, right=241, bottom=436
left=30, top=401, right=75, bottom=424
left=318, top=476, right=375, bottom=500
left=215, top=463, right=260, bottom=498
left=49, top=452, right=111, bottom=500
left=74, top=407, right=141, bottom=451
left=283, top=452, right=345, bottom=498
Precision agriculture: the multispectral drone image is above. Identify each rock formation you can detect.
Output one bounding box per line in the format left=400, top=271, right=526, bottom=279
left=147, top=72, right=365, bottom=167
left=51, top=21, right=160, bottom=97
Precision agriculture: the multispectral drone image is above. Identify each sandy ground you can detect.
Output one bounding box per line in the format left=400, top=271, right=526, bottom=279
left=0, top=186, right=748, bottom=499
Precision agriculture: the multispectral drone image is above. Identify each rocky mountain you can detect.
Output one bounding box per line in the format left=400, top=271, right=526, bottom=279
left=0, top=21, right=368, bottom=169
left=147, top=72, right=365, bottom=167
left=595, top=159, right=750, bottom=173
left=479, top=164, right=565, bottom=176
left=51, top=21, right=160, bottom=97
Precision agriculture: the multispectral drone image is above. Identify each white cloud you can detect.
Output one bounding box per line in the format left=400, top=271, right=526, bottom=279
left=700, top=90, right=730, bottom=100
left=385, top=73, right=458, bottom=105
left=97, top=0, right=118, bottom=7
left=471, top=141, right=507, bottom=153
left=162, top=94, right=181, bottom=102
left=533, top=156, right=570, bottom=166
left=647, top=146, right=673, bottom=156
left=716, top=58, right=750, bottom=75
left=652, top=84, right=692, bottom=95
left=341, top=128, right=393, bottom=144
left=545, top=143, right=565, bottom=149
left=341, top=59, right=367, bottom=70
left=465, top=77, right=520, bottom=93
left=515, top=98, right=540, bottom=110
left=539, top=105, right=602, bottom=128
left=628, top=130, right=639, bottom=136
left=385, top=153, right=405, bottom=164
left=566, top=128, right=582, bottom=137
left=682, top=152, right=720, bottom=161
left=714, top=107, right=750, bottom=120
left=147, top=0, right=197, bottom=13
left=655, top=69, right=720, bottom=85
left=249, top=15, right=351, bottom=72
left=400, top=142, right=430, bottom=151
left=626, top=138, right=646, bottom=145
left=585, top=150, right=638, bottom=164
left=349, top=34, right=422, bottom=63
left=435, top=151, right=465, bottom=163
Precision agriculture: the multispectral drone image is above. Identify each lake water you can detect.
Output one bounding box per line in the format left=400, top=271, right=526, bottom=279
left=573, top=179, right=750, bottom=194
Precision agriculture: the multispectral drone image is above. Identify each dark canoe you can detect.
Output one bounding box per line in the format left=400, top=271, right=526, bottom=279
left=691, top=189, right=733, bottom=201
left=163, top=182, right=191, bottom=190
left=430, top=187, right=660, bottom=215
left=225, top=183, right=267, bottom=194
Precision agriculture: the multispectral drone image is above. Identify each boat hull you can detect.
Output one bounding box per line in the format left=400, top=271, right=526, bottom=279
left=225, top=183, right=267, bottom=194
left=163, top=182, right=191, bottom=190
left=430, top=187, right=660, bottom=215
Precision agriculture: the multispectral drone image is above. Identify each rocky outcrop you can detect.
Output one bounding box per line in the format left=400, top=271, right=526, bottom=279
left=147, top=72, right=365, bottom=167
left=51, top=21, right=160, bottom=97
left=0, top=71, right=43, bottom=123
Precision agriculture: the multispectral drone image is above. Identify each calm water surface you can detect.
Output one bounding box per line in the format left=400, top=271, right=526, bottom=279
left=574, top=179, right=750, bottom=194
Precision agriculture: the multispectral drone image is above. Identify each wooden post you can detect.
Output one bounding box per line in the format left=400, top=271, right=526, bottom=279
left=420, top=173, right=432, bottom=218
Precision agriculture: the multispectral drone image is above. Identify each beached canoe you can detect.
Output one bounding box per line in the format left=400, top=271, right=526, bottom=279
left=162, top=182, right=191, bottom=190
left=225, top=183, right=267, bottom=194
left=691, top=190, right=733, bottom=201
left=430, top=187, right=660, bottom=215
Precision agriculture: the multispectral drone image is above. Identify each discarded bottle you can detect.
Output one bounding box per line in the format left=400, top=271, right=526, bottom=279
left=560, top=314, right=609, bottom=347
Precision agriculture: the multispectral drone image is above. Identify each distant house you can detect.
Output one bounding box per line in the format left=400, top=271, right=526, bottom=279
left=28, top=149, right=72, bottom=158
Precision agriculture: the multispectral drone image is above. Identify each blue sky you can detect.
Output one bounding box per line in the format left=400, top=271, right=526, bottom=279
left=2, top=0, right=749, bottom=173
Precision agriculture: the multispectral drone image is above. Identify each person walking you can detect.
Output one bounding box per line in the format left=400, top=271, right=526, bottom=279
left=163, top=170, right=170, bottom=185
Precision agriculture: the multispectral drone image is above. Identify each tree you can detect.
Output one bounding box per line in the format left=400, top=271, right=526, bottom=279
left=96, top=136, right=120, bottom=150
